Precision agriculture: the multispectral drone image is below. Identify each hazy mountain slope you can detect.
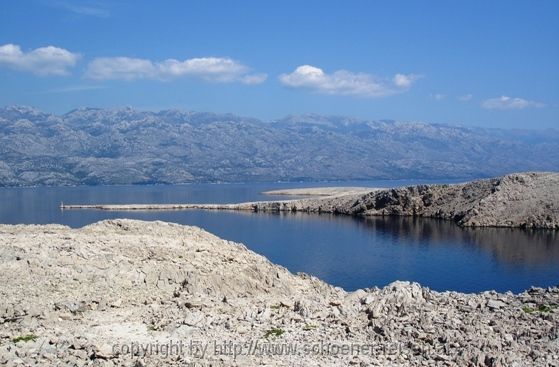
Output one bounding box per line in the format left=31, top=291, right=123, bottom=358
left=1, top=106, right=558, bottom=186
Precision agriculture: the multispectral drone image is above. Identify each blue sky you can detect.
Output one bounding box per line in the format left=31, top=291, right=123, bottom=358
left=0, top=0, right=558, bottom=128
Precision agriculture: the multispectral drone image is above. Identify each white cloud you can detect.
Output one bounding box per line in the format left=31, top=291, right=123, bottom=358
left=393, top=73, right=419, bottom=88
left=0, top=43, right=79, bottom=76
left=85, top=56, right=267, bottom=84
left=85, top=57, right=155, bottom=80
left=458, top=94, right=473, bottom=101
left=278, top=65, right=419, bottom=97
left=481, top=96, right=545, bottom=110
left=240, top=73, right=268, bottom=85
left=431, top=93, right=446, bottom=101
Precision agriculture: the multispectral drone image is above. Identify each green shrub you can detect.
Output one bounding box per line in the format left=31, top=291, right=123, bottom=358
left=12, top=334, right=38, bottom=343
left=264, top=327, right=285, bottom=338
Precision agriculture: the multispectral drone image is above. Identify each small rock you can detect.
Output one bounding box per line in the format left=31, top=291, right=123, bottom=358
left=361, top=295, right=375, bottom=305
left=280, top=300, right=294, bottom=308
left=487, top=299, right=507, bottom=310
left=54, top=301, right=87, bottom=314
left=93, top=343, right=114, bottom=359
left=111, top=299, right=122, bottom=308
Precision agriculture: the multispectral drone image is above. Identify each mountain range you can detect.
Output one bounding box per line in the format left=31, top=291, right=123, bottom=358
left=1, top=105, right=558, bottom=186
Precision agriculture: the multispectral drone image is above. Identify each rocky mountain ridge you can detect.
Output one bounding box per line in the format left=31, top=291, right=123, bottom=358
left=1, top=105, right=559, bottom=186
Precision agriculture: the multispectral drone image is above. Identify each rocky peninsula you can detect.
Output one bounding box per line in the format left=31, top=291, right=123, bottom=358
left=254, top=172, right=559, bottom=229
left=62, top=172, right=559, bottom=229
left=0, top=219, right=558, bottom=366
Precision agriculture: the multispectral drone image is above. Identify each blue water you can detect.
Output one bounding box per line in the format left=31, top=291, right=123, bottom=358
left=1, top=180, right=557, bottom=293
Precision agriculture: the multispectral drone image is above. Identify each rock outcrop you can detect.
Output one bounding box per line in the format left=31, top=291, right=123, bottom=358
left=1, top=219, right=557, bottom=366
left=250, top=172, right=559, bottom=229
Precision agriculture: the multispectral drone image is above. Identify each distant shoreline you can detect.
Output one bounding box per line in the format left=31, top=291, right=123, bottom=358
left=262, top=187, right=380, bottom=197
left=61, top=172, right=559, bottom=229
left=59, top=187, right=377, bottom=210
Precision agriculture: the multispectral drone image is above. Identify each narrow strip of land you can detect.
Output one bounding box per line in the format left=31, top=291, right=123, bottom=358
left=60, top=202, right=273, bottom=211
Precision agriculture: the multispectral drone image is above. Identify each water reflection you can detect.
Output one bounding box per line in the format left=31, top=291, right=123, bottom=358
left=359, top=216, right=559, bottom=266
left=213, top=211, right=559, bottom=293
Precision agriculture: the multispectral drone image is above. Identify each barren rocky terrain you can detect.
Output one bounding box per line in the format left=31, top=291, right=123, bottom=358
left=1, top=219, right=558, bottom=366
left=250, top=172, right=559, bottom=229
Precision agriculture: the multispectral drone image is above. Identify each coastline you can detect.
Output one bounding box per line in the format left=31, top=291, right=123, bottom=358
left=60, top=172, right=559, bottom=229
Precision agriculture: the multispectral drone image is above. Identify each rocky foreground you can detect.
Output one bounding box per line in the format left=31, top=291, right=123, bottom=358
left=0, top=219, right=558, bottom=366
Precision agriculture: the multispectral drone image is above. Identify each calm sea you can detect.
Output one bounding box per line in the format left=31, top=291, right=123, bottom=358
left=1, top=179, right=557, bottom=293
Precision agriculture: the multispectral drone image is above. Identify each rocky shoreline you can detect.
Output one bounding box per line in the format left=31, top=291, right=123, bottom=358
left=62, top=172, right=559, bottom=229
left=252, top=172, right=559, bottom=229
left=1, top=219, right=558, bottom=366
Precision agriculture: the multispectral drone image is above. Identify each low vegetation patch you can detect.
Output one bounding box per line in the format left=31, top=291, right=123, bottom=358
left=12, top=334, right=38, bottom=343
left=522, top=304, right=557, bottom=314
left=264, top=327, right=285, bottom=338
